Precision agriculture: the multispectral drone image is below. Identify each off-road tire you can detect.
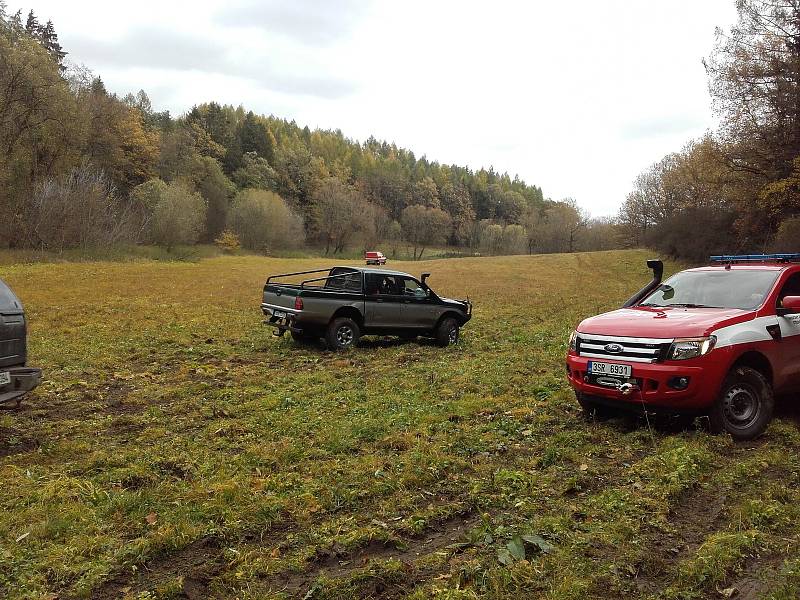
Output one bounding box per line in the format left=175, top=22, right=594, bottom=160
left=325, top=318, right=360, bottom=351
left=708, top=366, right=773, bottom=441
left=435, top=317, right=459, bottom=347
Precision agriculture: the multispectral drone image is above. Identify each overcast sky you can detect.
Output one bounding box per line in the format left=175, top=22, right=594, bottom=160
left=10, top=0, right=738, bottom=216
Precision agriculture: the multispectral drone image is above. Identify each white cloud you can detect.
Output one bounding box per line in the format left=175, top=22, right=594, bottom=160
left=9, top=0, right=738, bottom=216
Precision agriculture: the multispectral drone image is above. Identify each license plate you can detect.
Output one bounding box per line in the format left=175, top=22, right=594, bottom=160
left=588, top=361, right=632, bottom=378
left=273, top=310, right=286, bottom=319
left=0, top=371, right=9, bottom=386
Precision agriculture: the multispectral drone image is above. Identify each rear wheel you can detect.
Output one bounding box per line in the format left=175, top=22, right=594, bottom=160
left=708, top=366, right=773, bottom=440
left=325, top=318, right=360, bottom=351
left=435, top=317, right=459, bottom=347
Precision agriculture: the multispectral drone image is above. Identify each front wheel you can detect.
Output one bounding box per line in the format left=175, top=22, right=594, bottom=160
left=325, top=317, right=360, bottom=351
left=435, top=317, right=460, bottom=347
left=708, top=366, right=773, bottom=440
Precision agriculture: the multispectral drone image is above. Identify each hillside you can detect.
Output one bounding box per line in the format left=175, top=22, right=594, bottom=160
left=2, top=250, right=800, bottom=598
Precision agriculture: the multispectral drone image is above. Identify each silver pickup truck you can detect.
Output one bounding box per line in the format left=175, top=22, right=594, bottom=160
left=261, top=266, right=472, bottom=350
left=0, top=279, right=41, bottom=406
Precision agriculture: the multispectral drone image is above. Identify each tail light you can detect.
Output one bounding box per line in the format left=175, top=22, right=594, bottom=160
left=294, top=297, right=304, bottom=310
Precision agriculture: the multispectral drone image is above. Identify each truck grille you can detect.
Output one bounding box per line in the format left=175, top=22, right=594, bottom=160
left=577, top=334, right=672, bottom=363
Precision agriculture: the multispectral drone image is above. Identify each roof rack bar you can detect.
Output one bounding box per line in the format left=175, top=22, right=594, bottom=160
left=300, top=271, right=360, bottom=288
left=266, top=268, right=332, bottom=285
left=709, top=253, right=800, bottom=263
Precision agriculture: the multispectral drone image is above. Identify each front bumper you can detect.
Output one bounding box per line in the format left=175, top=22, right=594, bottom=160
left=0, top=366, right=42, bottom=405
left=566, top=351, right=729, bottom=411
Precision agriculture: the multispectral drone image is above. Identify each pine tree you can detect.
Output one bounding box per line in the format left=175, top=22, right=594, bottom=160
left=40, top=20, right=67, bottom=69
left=24, top=9, right=38, bottom=33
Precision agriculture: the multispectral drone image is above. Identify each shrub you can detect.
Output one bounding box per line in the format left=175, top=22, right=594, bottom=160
left=22, top=163, right=139, bottom=252
left=151, top=181, right=206, bottom=250
left=228, top=189, right=304, bottom=253
left=214, top=230, right=241, bottom=253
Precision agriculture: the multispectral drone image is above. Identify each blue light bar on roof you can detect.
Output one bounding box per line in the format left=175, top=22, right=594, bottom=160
left=710, top=253, right=800, bottom=262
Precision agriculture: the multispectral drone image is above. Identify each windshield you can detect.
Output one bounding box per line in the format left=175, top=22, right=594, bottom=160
left=640, top=270, right=780, bottom=310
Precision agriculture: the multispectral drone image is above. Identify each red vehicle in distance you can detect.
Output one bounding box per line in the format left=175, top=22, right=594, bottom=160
left=365, top=251, right=387, bottom=265
left=566, top=254, right=800, bottom=440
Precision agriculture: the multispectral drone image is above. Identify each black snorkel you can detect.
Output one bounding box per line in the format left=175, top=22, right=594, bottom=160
left=622, top=259, right=664, bottom=308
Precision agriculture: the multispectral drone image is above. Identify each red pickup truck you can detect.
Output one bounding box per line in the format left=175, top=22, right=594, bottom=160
left=365, top=251, right=387, bottom=266
left=566, top=254, right=800, bottom=440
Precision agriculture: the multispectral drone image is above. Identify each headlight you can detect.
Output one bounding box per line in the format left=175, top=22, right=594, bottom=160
left=667, top=336, right=716, bottom=360
left=568, top=330, right=578, bottom=352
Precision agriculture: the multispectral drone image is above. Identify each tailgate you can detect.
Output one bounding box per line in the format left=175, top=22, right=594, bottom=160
left=262, top=285, right=300, bottom=312
left=0, top=280, right=26, bottom=368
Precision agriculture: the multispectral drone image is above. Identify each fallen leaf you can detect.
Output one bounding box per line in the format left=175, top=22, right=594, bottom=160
left=521, top=533, right=554, bottom=554
left=507, top=536, right=526, bottom=561
left=579, top=463, right=589, bottom=471
left=145, top=512, right=157, bottom=525
left=15, top=532, right=30, bottom=542
left=718, top=586, right=737, bottom=598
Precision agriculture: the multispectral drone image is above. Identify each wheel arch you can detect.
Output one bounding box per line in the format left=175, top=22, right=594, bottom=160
left=435, top=310, right=466, bottom=329
left=331, top=306, right=364, bottom=327
left=730, top=350, right=774, bottom=385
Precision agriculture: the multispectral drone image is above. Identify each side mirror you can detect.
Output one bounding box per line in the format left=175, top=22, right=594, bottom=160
left=780, top=295, right=800, bottom=315
left=421, top=272, right=431, bottom=285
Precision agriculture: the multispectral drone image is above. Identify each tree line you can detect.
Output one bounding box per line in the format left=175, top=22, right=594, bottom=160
left=0, top=5, right=618, bottom=259
left=619, top=0, right=800, bottom=261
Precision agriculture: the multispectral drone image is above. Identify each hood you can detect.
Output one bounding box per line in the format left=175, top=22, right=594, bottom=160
left=440, top=297, right=468, bottom=307
left=578, top=306, right=755, bottom=339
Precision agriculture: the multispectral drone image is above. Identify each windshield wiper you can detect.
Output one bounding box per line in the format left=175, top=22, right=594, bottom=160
left=658, top=303, right=723, bottom=309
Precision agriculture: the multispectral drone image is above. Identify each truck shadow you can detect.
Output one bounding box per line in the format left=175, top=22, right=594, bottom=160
left=287, top=336, right=438, bottom=352
left=774, top=396, right=800, bottom=429
left=357, top=336, right=439, bottom=349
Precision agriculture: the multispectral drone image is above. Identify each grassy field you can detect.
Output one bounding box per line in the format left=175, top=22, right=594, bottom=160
left=2, top=250, right=800, bottom=599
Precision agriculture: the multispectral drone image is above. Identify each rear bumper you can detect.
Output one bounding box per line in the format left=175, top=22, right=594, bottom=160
left=261, top=303, right=302, bottom=334
left=0, top=366, right=42, bottom=404
left=566, top=351, right=728, bottom=411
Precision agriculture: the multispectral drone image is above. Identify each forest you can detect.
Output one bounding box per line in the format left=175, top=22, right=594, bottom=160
left=4, top=1, right=799, bottom=261
left=0, top=4, right=617, bottom=260
left=619, top=0, right=800, bottom=260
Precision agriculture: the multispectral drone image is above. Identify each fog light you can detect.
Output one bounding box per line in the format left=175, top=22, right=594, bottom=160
left=668, top=376, right=690, bottom=390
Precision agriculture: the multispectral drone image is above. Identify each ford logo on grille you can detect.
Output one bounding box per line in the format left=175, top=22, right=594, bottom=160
left=604, top=343, right=624, bottom=354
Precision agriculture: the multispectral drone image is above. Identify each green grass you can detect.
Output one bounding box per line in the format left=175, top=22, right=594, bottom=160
left=1, top=250, right=800, bottom=599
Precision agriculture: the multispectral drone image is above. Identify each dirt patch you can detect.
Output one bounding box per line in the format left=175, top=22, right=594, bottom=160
left=263, top=511, right=480, bottom=598
left=710, top=552, right=786, bottom=600
left=0, top=425, right=39, bottom=458
left=634, top=483, right=728, bottom=594
left=90, top=537, right=225, bottom=600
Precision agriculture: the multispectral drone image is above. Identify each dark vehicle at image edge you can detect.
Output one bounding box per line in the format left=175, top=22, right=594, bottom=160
left=262, top=266, right=472, bottom=350
left=0, top=279, right=41, bottom=406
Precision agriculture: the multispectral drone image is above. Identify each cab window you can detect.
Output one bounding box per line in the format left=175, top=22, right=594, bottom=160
left=365, top=274, right=401, bottom=296
left=401, top=277, right=428, bottom=298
